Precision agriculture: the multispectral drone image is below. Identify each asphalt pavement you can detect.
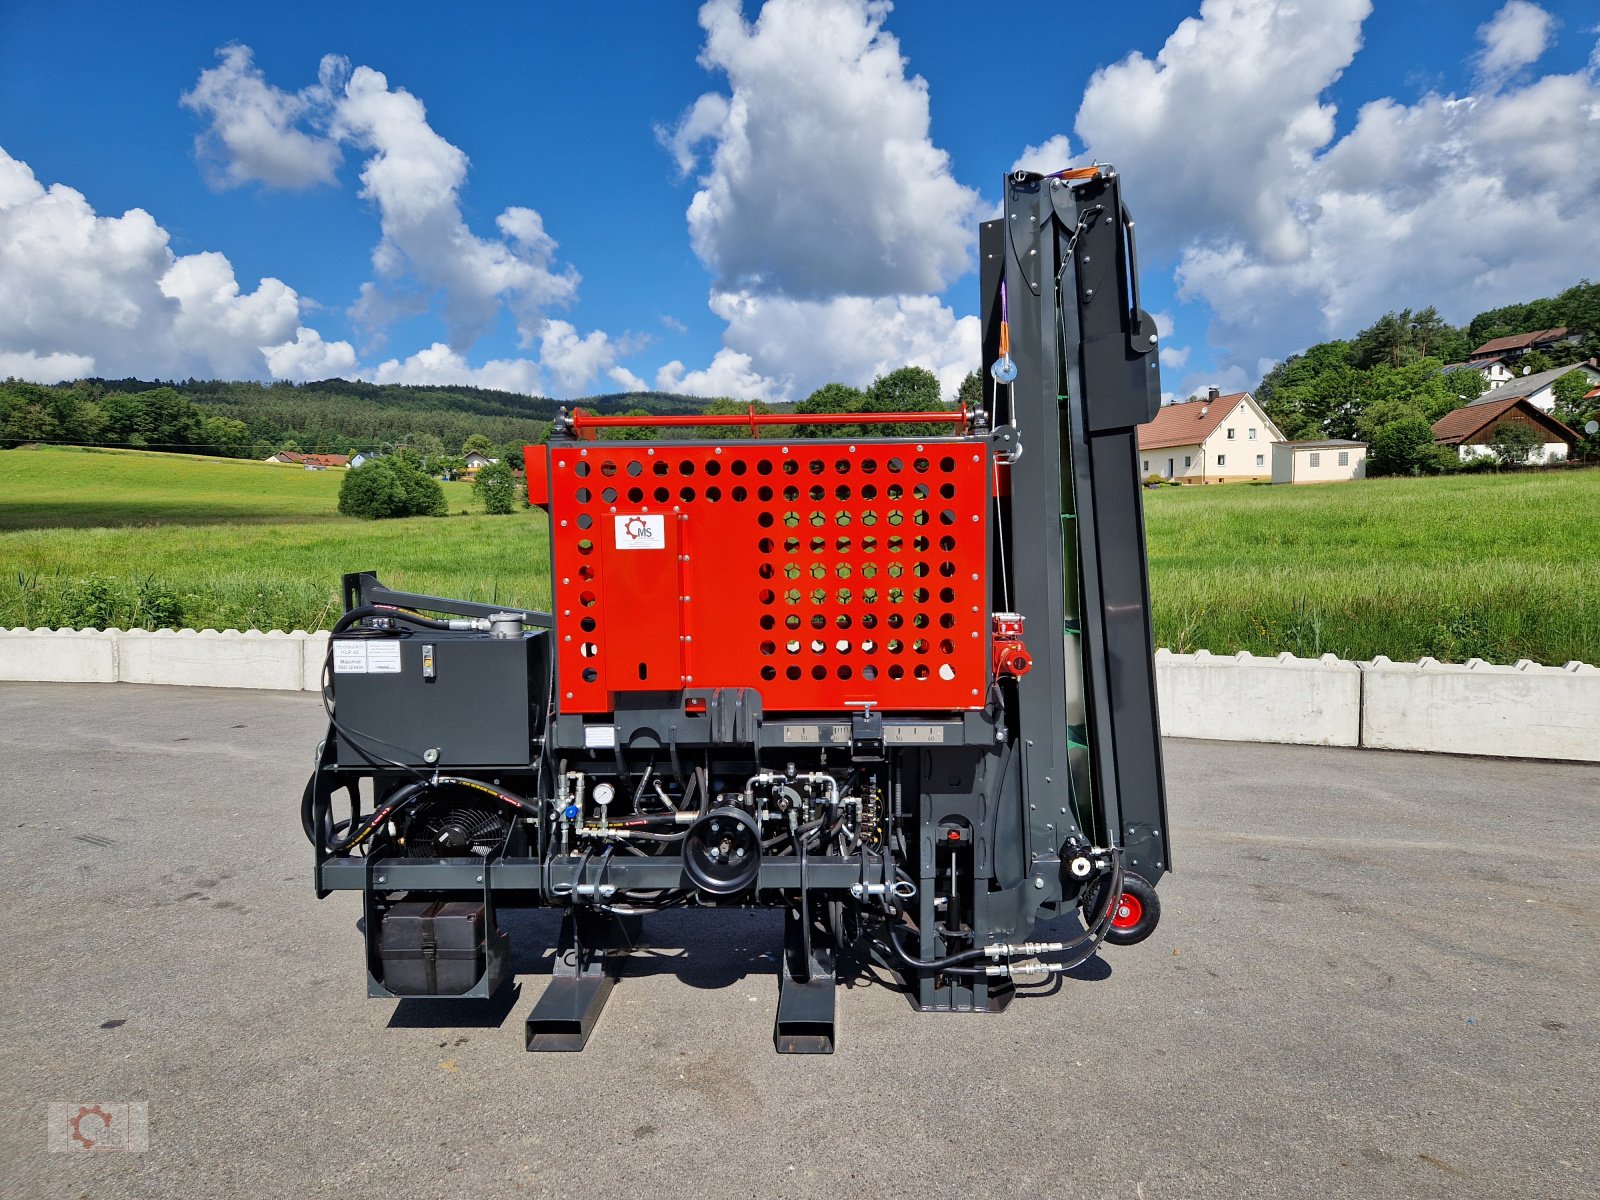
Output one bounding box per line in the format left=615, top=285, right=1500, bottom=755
left=0, top=682, right=1594, bottom=1200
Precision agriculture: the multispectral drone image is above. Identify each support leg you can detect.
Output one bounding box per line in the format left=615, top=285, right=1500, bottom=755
left=774, top=902, right=837, bottom=1054
left=525, top=908, right=639, bottom=1052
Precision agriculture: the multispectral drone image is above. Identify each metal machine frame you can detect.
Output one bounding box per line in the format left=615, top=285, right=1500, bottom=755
left=303, top=165, right=1169, bottom=1053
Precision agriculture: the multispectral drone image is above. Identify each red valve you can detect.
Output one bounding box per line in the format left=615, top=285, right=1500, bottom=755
left=991, top=612, right=1033, bottom=679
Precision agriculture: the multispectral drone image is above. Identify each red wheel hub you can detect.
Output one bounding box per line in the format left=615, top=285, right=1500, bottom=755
left=1111, top=892, right=1143, bottom=929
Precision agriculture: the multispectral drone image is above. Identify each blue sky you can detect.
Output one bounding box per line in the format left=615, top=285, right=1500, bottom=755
left=2, top=0, right=1597, bottom=402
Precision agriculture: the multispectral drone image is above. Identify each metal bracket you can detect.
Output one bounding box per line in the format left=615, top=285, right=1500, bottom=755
left=775, top=903, right=836, bottom=1054
left=525, top=908, right=639, bottom=1052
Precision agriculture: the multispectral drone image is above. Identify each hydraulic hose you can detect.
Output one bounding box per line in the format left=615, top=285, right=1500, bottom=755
left=303, top=774, right=537, bottom=852
left=330, top=604, right=456, bottom=637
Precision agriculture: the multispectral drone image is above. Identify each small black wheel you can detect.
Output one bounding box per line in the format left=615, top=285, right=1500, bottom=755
left=1084, top=870, right=1161, bottom=946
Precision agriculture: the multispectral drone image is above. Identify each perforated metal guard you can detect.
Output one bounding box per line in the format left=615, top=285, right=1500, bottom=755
left=544, top=440, right=991, bottom=714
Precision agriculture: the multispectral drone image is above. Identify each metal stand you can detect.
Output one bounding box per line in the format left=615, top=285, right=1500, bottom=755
left=525, top=908, right=638, bottom=1052
left=774, top=904, right=837, bottom=1054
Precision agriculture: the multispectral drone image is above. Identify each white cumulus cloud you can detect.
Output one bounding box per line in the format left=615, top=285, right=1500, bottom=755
left=367, top=343, right=544, bottom=395
left=1474, top=1, right=1557, bottom=87
left=262, top=326, right=359, bottom=380
left=656, top=348, right=783, bottom=401
left=0, top=144, right=352, bottom=382
left=180, top=45, right=344, bottom=189
left=1062, top=0, right=1600, bottom=376
left=182, top=47, right=643, bottom=392
left=667, top=0, right=981, bottom=299
left=708, top=289, right=978, bottom=403
left=328, top=66, right=580, bottom=350
left=0, top=349, right=96, bottom=383
left=658, top=0, right=983, bottom=401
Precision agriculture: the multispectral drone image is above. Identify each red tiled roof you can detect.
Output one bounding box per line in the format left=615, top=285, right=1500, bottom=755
left=1431, top=395, right=1577, bottom=446
left=1137, top=394, right=1248, bottom=450
left=275, top=451, right=350, bottom=467
left=1468, top=328, right=1569, bottom=357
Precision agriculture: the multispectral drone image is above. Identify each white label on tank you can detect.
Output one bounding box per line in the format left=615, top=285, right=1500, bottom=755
left=366, top=641, right=402, bottom=673
left=614, top=513, right=665, bottom=550
left=333, top=642, right=368, bottom=674
left=584, top=725, right=617, bottom=748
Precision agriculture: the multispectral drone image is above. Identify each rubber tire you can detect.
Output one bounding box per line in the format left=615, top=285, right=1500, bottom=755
left=1089, top=870, right=1161, bottom=946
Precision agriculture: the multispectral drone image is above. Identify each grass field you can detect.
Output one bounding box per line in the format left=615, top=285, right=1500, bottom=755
left=0, top=447, right=545, bottom=632
left=3, top=445, right=1597, bottom=664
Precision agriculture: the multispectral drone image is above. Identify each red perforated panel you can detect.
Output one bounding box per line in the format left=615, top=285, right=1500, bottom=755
left=544, top=441, right=991, bottom=714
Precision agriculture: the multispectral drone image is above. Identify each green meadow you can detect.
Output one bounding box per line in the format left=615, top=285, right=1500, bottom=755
left=3, top=445, right=1597, bottom=664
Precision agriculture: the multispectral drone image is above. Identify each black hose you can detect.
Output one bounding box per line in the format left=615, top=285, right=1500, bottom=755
left=881, top=918, right=988, bottom=970
left=331, top=604, right=455, bottom=636
left=303, top=775, right=537, bottom=852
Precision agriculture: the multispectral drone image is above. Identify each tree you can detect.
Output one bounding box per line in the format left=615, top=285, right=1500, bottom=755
left=1488, top=421, right=1542, bottom=467
left=389, top=455, right=448, bottom=515
left=955, top=370, right=984, bottom=413
left=794, top=382, right=867, bottom=437
left=136, top=387, right=202, bottom=448
left=199, top=414, right=250, bottom=458
left=598, top=408, right=657, bottom=441
left=1517, top=350, right=1553, bottom=375
left=462, top=433, right=495, bottom=457
left=338, top=460, right=407, bottom=519
left=1368, top=416, right=1440, bottom=476
left=1257, top=340, right=1353, bottom=438
left=1550, top=370, right=1596, bottom=424
left=338, top=457, right=447, bottom=519
left=473, top=459, right=517, bottom=515
left=866, top=366, right=945, bottom=438
left=866, top=365, right=941, bottom=412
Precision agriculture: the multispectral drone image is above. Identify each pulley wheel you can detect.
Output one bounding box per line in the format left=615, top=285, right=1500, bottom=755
left=683, top=806, right=762, bottom=896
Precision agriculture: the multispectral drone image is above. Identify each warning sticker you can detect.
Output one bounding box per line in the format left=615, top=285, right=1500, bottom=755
left=332, top=640, right=403, bottom=674
left=614, top=513, right=665, bottom=550
left=366, top=641, right=402, bottom=673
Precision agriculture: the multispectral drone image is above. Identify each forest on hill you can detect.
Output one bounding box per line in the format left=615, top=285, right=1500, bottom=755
left=3, top=278, right=1596, bottom=473
left=0, top=367, right=971, bottom=463
left=1251, top=280, right=1600, bottom=473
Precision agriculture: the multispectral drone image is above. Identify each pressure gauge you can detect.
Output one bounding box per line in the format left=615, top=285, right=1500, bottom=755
left=592, top=781, right=616, bottom=807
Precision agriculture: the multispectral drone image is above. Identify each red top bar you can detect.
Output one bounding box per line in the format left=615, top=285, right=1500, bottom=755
left=565, top=405, right=969, bottom=437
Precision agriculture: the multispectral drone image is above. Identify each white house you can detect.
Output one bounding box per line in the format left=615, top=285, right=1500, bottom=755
left=465, top=451, right=498, bottom=470
left=1137, top=390, right=1285, bottom=483
left=1271, top=439, right=1367, bottom=483
left=1442, top=358, right=1515, bottom=389
left=1467, top=363, right=1600, bottom=415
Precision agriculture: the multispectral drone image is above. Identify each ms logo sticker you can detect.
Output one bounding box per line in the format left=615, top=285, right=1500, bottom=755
left=614, top=514, right=665, bottom=550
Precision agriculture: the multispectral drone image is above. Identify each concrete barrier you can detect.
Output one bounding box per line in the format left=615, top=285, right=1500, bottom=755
left=1360, top=655, right=1600, bottom=762
left=0, top=627, right=119, bottom=683
left=117, top=628, right=309, bottom=691
left=1154, top=649, right=1362, bottom=747
left=3, top=627, right=1597, bottom=762
left=2, top=626, right=319, bottom=692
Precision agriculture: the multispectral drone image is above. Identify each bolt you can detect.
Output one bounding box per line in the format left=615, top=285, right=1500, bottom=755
left=376, top=876, right=386, bottom=884
left=1033, top=877, right=1045, bottom=889
left=1085, top=288, right=1095, bottom=298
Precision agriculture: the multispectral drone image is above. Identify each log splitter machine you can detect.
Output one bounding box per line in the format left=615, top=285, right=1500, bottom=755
left=302, top=164, right=1171, bottom=1053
